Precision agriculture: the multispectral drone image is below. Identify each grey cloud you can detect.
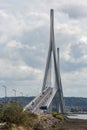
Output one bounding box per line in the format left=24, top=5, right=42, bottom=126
left=19, top=26, right=49, bottom=46
left=55, top=31, right=78, bottom=48
left=16, top=26, right=49, bottom=69
left=70, top=42, right=87, bottom=59
left=61, top=41, right=87, bottom=72
left=61, top=59, right=87, bottom=72
left=0, top=0, right=87, bottom=97
left=60, top=4, right=87, bottom=19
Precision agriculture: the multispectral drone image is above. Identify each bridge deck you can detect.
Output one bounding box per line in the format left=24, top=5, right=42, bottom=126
left=24, top=87, right=57, bottom=114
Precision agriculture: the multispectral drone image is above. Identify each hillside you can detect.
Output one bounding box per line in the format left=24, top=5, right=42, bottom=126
left=0, top=96, right=34, bottom=106
left=0, top=97, right=87, bottom=112
left=64, top=97, right=87, bottom=112
left=65, top=97, right=87, bottom=108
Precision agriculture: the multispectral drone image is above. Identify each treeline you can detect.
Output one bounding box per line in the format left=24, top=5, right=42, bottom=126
left=0, top=96, right=34, bottom=106
left=64, top=97, right=87, bottom=108
left=64, top=97, right=87, bottom=112
left=0, top=97, right=87, bottom=112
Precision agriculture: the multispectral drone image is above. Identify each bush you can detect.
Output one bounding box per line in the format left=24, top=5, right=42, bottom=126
left=21, top=110, right=37, bottom=127
left=52, top=112, right=59, bottom=117
left=0, top=102, right=38, bottom=129
left=55, top=115, right=64, bottom=120
left=52, top=112, right=64, bottom=120
left=0, top=102, right=23, bottom=124
left=33, top=123, right=44, bottom=130
left=0, top=104, right=4, bottom=122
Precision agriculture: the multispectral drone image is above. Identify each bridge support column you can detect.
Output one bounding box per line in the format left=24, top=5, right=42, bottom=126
left=54, top=92, right=60, bottom=112
left=47, top=102, right=52, bottom=113
left=42, top=9, right=65, bottom=114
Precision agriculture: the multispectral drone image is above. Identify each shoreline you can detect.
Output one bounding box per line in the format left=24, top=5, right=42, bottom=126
left=57, top=116, right=87, bottom=130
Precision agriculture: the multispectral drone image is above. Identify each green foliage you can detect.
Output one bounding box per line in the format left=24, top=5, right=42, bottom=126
left=21, top=110, right=37, bottom=127
left=52, top=127, right=65, bottom=130
left=11, top=128, right=18, bottom=130
left=0, top=105, right=4, bottom=122
left=55, top=115, right=63, bottom=120
left=52, top=112, right=64, bottom=120
left=0, top=102, right=38, bottom=129
left=52, top=112, right=58, bottom=117
left=52, top=128, right=59, bottom=130
left=0, top=102, right=38, bottom=124
left=0, top=102, right=23, bottom=124
left=33, top=122, right=44, bottom=130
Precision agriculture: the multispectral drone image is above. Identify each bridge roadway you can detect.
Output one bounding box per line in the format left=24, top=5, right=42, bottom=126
left=24, top=87, right=57, bottom=114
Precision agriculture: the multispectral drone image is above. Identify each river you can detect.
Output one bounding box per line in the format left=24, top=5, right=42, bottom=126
left=68, top=114, right=87, bottom=119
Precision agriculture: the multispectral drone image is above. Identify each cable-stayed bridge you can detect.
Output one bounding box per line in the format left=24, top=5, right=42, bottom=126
left=24, top=9, right=65, bottom=114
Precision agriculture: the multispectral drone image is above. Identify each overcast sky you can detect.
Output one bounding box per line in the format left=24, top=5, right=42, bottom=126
left=0, top=0, right=87, bottom=97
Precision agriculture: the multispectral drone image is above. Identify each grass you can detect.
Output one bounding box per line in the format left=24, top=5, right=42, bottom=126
left=52, top=112, right=64, bottom=120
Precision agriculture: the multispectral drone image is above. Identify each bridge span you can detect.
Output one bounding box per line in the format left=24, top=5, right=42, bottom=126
left=24, top=87, right=57, bottom=114
left=24, top=9, right=65, bottom=114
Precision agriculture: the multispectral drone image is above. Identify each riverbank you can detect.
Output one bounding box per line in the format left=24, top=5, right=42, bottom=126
left=58, top=117, right=87, bottom=130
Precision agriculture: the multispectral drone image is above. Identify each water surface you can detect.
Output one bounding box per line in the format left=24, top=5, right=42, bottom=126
left=68, top=114, right=87, bottom=119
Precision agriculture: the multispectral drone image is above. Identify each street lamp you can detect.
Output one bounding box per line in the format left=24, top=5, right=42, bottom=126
left=12, top=89, right=16, bottom=102
left=26, top=94, right=28, bottom=97
left=2, top=85, right=7, bottom=102
left=20, top=92, right=23, bottom=97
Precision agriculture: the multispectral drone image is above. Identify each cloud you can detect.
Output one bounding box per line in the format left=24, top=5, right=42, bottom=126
left=61, top=68, right=87, bottom=97
left=60, top=4, right=87, bottom=19
left=0, top=0, right=87, bottom=97
left=60, top=39, right=87, bottom=72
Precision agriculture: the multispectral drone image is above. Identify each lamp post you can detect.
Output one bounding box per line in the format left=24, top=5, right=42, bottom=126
left=2, top=85, right=7, bottom=102
left=20, top=92, right=23, bottom=97
left=13, top=89, right=16, bottom=102
left=26, top=94, right=28, bottom=97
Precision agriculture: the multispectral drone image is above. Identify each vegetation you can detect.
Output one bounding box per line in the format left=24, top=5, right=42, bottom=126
left=0, top=102, right=64, bottom=130
left=0, top=102, right=23, bottom=124
left=52, top=112, right=64, bottom=120
left=0, top=101, right=87, bottom=130
left=65, top=97, right=87, bottom=110
left=0, top=102, right=38, bottom=130
left=33, top=123, right=45, bottom=130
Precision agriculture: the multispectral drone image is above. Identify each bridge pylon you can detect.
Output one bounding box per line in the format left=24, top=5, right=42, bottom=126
left=42, top=9, right=65, bottom=114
